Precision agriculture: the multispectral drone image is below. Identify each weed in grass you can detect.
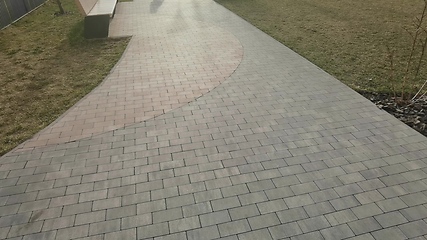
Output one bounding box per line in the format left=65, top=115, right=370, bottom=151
left=383, top=0, right=427, bottom=105
left=0, top=0, right=129, bottom=156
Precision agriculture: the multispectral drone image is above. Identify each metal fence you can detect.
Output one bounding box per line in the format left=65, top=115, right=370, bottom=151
left=0, top=0, right=45, bottom=29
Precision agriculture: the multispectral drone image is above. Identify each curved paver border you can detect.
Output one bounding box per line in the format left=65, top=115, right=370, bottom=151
left=12, top=12, right=243, bottom=153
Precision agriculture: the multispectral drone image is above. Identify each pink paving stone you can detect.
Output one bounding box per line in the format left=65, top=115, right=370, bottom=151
left=14, top=8, right=243, bottom=152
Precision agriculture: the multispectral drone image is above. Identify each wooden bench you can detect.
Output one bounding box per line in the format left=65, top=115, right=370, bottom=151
left=74, top=0, right=117, bottom=38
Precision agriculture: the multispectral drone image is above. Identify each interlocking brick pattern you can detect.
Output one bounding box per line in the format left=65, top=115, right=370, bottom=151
left=16, top=11, right=243, bottom=152
left=1, top=0, right=427, bottom=239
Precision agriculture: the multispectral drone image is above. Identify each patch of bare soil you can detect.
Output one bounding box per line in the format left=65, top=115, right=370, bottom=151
left=360, top=92, right=427, bottom=137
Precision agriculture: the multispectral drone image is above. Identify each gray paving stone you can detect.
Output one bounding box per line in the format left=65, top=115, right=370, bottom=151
left=17, top=174, right=44, bottom=185
left=205, top=177, right=232, bottom=190
left=137, top=199, right=166, bottom=214
left=371, top=227, right=407, bottom=240
left=54, top=176, right=82, bottom=188
left=290, top=231, right=323, bottom=240
left=309, top=189, right=340, bottom=203
left=154, top=232, right=187, bottom=240
left=18, top=199, right=49, bottom=213
left=106, top=205, right=136, bottom=220
left=333, top=183, right=363, bottom=197
left=315, top=177, right=343, bottom=190
left=398, top=220, right=427, bottom=238
left=346, top=233, right=375, bottom=240
left=200, top=210, right=231, bottom=227
left=297, top=215, right=331, bottom=233
left=221, top=184, right=250, bottom=198
left=121, top=213, right=152, bottom=229
left=42, top=215, right=75, bottom=231
left=8, top=222, right=43, bottom=238
left=153, top=208, right=183, bottom=223
left=400, top=192, right=427, bottom=206
left=247, top=212, right=280, bottom=230
left=187, top=225, right=220, bottom=240
left=265, top=186, right=294, bottom=200
left=194, top=189, right=222, bottom=203
left=329, top=195, right=360, bottom=211
left=284, top=194, right=314, bottom=208
left=92, top=197, right=120, bottom=211
left=163, top=175, right=190, bottom=188
left=238, top=191, right=268, bottom=206
left=303, top=201, right=335, bottom=217
left=75, top=210, right=106, bottom=225
left=122, top=192, right=150, bottom=206
left=351, top=203, right=383, bottom=219
left=229, top=204, right=260, bottom=220
left=376, top=197, right=408, bottom=212
left=272, top=175, right=301, bottom=187
left=247, top=179, right=276, bottom=192
left=213, top=195, right=242, bottom=212
left=137, top=222, right=169, bottom=239
left=374, top=211, right=408, bottom=228
left=320, top=224, right=355, bottom=240
left=182, top=202, right=212, bottom=218
left=239, top=228, right=273, bottom=240
left=218, top=219, right=251, bottom=237
left=360, top=168, right=387, bottom=180
left=357, top=179, right=386, bottom=191
left=290, top=182, right=319, bottom=195
left=325, top=209, right=358, bottom=226
left=0, top=212, right=31, bottom=227
left=105, top=228, right=136, bottom=240
left=165, top=194, right=194, bottom=209
left=89, top=219, right=120, bottom=236
left=401, top=180, right=427, bottom=193
left=354, top=191, right=383, bottom=205
left=0, top=226, right=9, bottom=239
left=400, top=205, right=427, bottom=220
left=136, top=180, right=163, bottom=193
left=348, top=217, right=382, bottom=235
left=269, top=222, right=302, bottom=239
left=79, top=189, right=107, bottom=203
left=179, top=182, right=206, bottom=196
left=378, top=185, right=409, bottom=198
left=30, top=208, right=61, bottom=222
left=169, top=216, right=200, bottom=233
left=65, top=183, right=94, bottom=195
left=189, top=171, right=215, bottom=183
left=55, top=225, right=89, bottom=239
left=275, top=207, right=308, bottom=224
left=151, top=187, right=179, bottom=200
left=26, top=181, right=54, bottom=193
left=257, top=199, right=288, bottom=214
left=6, top=192, right=37, bottom=205
left=22, top=230, right=56, bottom=240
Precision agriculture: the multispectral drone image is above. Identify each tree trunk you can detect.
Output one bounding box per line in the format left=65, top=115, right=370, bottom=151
left=55, top=0, right=65, bottom=15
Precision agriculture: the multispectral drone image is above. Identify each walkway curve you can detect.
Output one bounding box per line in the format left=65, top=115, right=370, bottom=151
left=16, top=15, right=243, bottom=152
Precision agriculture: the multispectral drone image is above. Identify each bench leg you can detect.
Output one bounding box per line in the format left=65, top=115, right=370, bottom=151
left=84, top=14, right=110, bottom=39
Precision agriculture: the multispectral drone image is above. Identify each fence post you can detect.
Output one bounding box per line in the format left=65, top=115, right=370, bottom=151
left=3, top=0, right=13, bottom=24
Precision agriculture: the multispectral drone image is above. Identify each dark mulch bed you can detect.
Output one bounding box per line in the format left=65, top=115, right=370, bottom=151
left=359, top=91, right=427, bottom=137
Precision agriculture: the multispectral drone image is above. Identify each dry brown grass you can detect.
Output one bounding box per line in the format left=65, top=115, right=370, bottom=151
left=0, top=0, right=129, bottom=156
left=216, top=0, right=427, bottom=95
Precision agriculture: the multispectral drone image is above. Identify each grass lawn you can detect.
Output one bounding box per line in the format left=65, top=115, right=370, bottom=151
left=0, top=0, right=129, bottom=156
left=216, top=0, right=427, bottom=96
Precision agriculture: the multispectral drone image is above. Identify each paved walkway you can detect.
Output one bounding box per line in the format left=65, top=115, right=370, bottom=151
left=2, top=0, right=427, bottom=239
